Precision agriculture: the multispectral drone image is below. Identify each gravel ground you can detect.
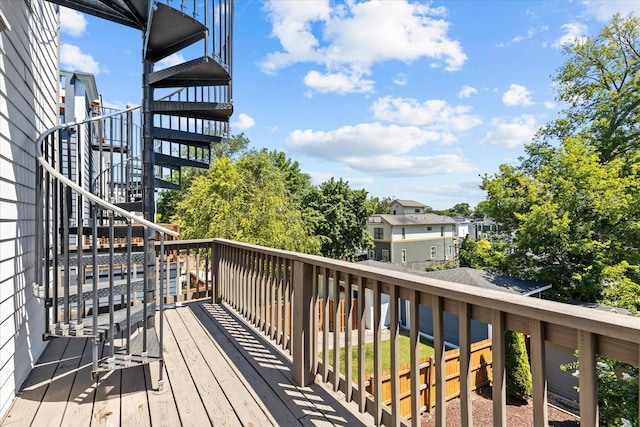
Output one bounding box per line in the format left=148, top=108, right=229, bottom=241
left=421, top=386, right=580, bottom=427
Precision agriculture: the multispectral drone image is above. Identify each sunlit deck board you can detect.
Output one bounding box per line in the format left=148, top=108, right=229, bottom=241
left=31, top=338, right=87, bottom=427
left=2, top=301, right=376, bottom=426
left=0, top=338, right=70, bottom=426
left=173, top=305, right=277, bottom=425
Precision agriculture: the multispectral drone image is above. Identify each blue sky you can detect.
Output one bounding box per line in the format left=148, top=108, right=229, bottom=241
left=59, top=0, right=640, bottom=210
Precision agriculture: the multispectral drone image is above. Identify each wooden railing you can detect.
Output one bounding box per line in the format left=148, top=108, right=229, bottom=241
left=203, top=238, right=640, bottom=427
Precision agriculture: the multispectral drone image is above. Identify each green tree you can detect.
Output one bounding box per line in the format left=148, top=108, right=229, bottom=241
left=367, top=196, right=393, bottom=214
left=562, top=357, right=639, bottom=427
left=458, top=237, right=508, bottom=271
left=175, top=152, right=320, bottom=253
left=212, top=132, right=250, bottom=160
left=472, top=200, right=491, bottom=220
left=537, top=13, right=640, bottom=162
left=505, top=330, right=532, bottom=401
left=482, top=136, right=640, bottom=303
left=302, top=177, right=373, bottom=260
left=452, top=203, right=472, bottom=217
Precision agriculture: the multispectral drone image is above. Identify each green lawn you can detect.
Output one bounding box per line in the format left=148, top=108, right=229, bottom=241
left=322, top=335, right=435, bottom=380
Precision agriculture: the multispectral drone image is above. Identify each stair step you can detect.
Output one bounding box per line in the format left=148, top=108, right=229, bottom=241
left=55, top=277, right=146, bottom=305
left=150, top=56, right=230, bottom=88
left=114, top=201, right=143, bottom=212
left=47, top=0, right=148, bottom=30
left=145, top=3, right=206, bottom=62
left=48, top=302, right=150, bottom=341
left=91, top=142, right=129, bottom=153
left=67, top=226, right=145, bottom=239
left=60, top=251, right=145, bottom=267
left=155, top=177, right=181, bottom=191
left=151, top=100, right=233, bottom=122
left=94, top=325, right=162, bottom=374
left=153, top=127, right=223, bottom=148
left=155, top=152, right=209, bottom=170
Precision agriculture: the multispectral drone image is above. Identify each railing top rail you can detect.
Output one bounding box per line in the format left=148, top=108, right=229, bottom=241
left=212, top=238, right=640, bottom=344
left=36, top=105, right=179, bottom=238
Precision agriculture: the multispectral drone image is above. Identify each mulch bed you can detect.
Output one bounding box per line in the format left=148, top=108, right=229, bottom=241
left=421, top=386, right=580, bottom=426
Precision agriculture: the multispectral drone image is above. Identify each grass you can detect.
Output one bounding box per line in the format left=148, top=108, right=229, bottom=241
left=322, top=335, right=435, bottom=380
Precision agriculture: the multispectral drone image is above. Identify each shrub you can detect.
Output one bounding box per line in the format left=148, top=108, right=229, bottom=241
left=505, top=330, right=532, bottom=401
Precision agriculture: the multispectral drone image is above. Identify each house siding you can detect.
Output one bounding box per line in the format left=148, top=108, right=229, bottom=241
left=0, top=0, right=59, bottom=419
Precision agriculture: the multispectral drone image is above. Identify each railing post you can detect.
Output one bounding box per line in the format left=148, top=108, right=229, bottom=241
left=292, top=259, right=315, bottom=386
left=212, top=240, right=221, bottom=304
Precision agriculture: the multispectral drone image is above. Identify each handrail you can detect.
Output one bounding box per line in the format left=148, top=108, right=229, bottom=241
left=36, top=105, right=179, bottom=238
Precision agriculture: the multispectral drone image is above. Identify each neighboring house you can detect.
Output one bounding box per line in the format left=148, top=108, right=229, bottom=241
left=0, top=1, right=59, bottom=418
left=367, top=213, right=457, bottom=266
left=389, top=199, right=431, bottom=215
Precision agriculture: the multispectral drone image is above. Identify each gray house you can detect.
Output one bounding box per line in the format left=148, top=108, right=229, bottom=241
left=367, top=213, right=457, bottom=266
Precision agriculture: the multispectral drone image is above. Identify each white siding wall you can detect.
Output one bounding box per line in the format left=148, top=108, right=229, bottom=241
left=0, top=0, right=59, bottom=419
left=390, top=224, right=455, bottom=242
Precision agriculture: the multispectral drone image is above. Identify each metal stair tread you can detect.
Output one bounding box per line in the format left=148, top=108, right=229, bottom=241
left=67, top=226, right=146, bottom=238
left=55, top=277, right=145, bottom=305
left=155, top=152, right=209, bottom=170
left=145, top=3, right=206, bottom=62
left=149, top=56, right=230, bottom=88
left=60, top=251, right=145, bottom=267
left=48, top=302, right=149, bottom=340
left=94, top=325, right=161, bottom=373
left=47, top=0, right=148, bottom=30
left=155, top=177, right=181, bottom=191
left=151, top=100, right=233, bottom=122
left=153, top=126, right=223, bottom=147
left=114, top=201, right=143, bottom=212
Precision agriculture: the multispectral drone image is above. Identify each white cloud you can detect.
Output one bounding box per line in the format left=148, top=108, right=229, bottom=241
left=544, top=101, right=556, bottom=109
left=60, top=7, right=87, bottom=37
left=155, top=53, right=186, bottom=70
left=231, top=113, right=256, bottom=131
left=552, top=22, right=589, bottom=48
left=502, top=84, right=534, bottom=106
left=286, top=122, right=475, bottom=176
left=304, top=70, right=375, bottom=94
left=60, top=43, right=100, bottom=74
left=393, top=73, right=408, bottom=86
left=582, top=1, right=640, bottom=22
left=458, top=85, right=478, bottom=99
left=345, top=154, right=476, bottom=176
left=479, top=115, right=538, bottom=148
left=512, top=29, right=535, bottom=43
left=287, top=123, right=438, bottom=160
left=371, top=96, right=482, bottom=133
left=260, top=0, right=466, bottom=94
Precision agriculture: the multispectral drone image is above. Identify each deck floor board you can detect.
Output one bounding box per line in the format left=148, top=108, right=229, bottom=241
left=2, top=302, right=375, bottom=426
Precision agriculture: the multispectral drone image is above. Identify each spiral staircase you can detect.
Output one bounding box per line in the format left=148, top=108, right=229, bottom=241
left=34, top=0, right=233, bottom=384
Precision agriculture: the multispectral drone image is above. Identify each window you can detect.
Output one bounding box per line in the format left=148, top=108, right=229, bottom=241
left=368, top=250, right=375, bottom=260
left=374, top=227, right=383, bottom=239
left=402, top=227, right=405, bottom=239
left=427, top=226, right=432, bottom=231
left=430, top=246, right=437, bottom=259
left=415, top=208, right=420, bottom=213
left=440, top=226, right=444, bottom=236
left=401, top=249, right=406, bottom=263
left=382, top=250, right=390, bottom=262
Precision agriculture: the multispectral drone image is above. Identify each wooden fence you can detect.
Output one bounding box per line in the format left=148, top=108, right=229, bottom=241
left=318, top=298, right=358, bottom=332
left=365, top=339, right=493, bottom=419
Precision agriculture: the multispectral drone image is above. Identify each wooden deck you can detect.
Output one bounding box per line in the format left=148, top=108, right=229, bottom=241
left=1, top=302, right=375, bottom=426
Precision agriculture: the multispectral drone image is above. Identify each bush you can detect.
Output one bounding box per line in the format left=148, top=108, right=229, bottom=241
left=505, top=330, right=532, bottom=401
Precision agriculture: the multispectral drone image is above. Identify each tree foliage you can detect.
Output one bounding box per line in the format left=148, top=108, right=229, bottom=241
left=482, top=137, right=640, bottom=304
left=174, top=151, right=321, bottom=253
left=458, top=237, right=508, bottom=271
left=302, top=178, right=373, bottom=260
left=367, top=196, right=393, bottom=214
left=537, top=13, right=640, bottom=162
left=505, top=330, right=532, bottom=401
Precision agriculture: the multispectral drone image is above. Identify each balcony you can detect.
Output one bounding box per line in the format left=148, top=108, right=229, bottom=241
left=4, top=238, right=638, bottom=426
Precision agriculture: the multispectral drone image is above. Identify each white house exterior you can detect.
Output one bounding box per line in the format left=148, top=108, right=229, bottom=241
left=389, top=199, right=429, bottom=215
left=0, top=1, right=59, bottom=418
left=368, top=213, right=457, bottom=267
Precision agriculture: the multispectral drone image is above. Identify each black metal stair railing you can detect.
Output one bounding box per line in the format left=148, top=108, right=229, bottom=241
left=34, top=106, right=179, bottom=380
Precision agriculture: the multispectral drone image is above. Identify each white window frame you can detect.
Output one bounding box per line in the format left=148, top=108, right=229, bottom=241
left=401, top=249, right=406, bottom=263
left=430, top=246, right=437, bottom=259
left=382, top=249, right=390, bottom=262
